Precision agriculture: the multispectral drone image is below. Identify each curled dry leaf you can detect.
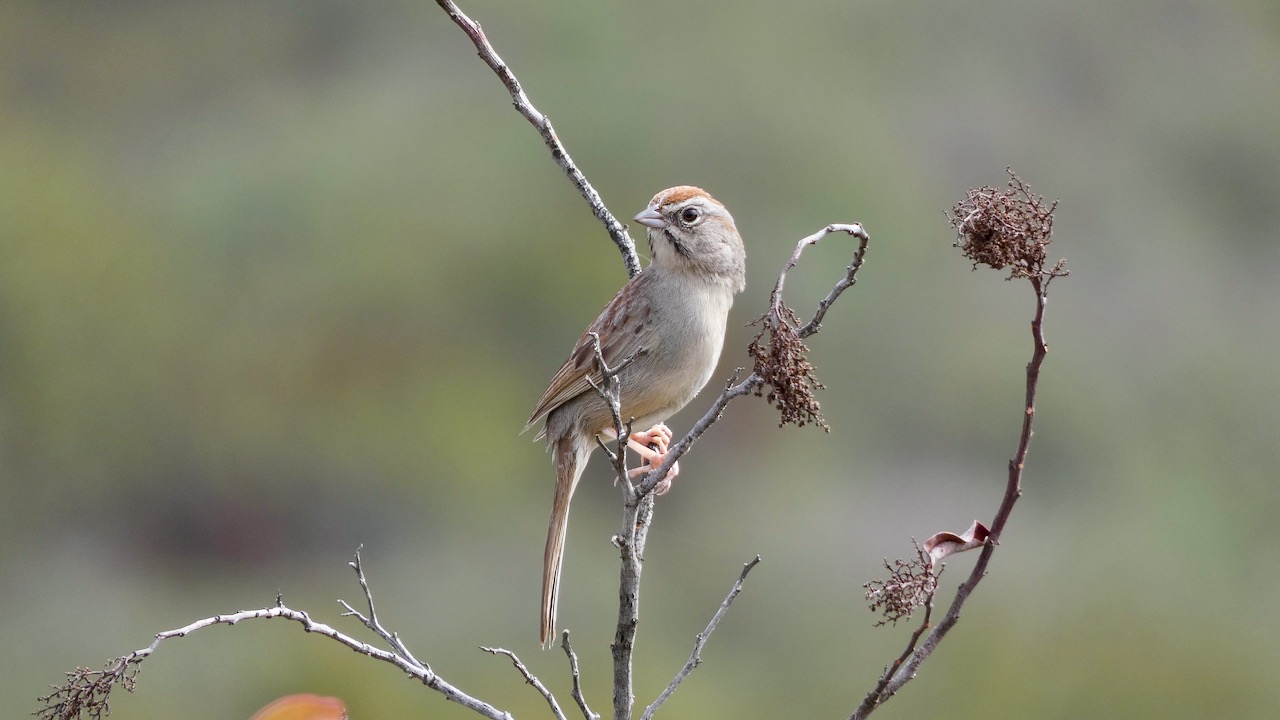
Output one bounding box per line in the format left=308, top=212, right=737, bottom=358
left=922, top=520, right=990, bottom=565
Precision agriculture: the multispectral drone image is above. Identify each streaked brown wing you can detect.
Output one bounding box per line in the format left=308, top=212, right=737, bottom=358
left=524, top=274, right=654, bottom=434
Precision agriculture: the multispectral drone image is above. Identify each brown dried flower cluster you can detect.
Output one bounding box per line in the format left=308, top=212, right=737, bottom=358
left=37, top=656, right=139, bottom=720
left=863, top=543, right=940, bottom=626
left=949, top=169, right=1059, bottom=280
left=748, top=305, right=828, bottom=430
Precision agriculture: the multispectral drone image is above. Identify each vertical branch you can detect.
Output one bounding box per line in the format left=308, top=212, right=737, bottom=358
left=612, top=490, right=654, bottom=720
left=582, top=331, right=649, bottom=720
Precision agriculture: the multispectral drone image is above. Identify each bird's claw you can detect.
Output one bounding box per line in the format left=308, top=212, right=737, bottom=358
left=626, top=424, right=680, bottom=494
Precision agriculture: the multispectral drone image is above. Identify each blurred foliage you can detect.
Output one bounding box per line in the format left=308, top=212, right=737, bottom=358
left=4, top=1, right=1279, bottom=719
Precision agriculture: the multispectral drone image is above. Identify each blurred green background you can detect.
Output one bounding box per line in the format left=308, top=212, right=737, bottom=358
left=4, top=1, right=1279, bottom=718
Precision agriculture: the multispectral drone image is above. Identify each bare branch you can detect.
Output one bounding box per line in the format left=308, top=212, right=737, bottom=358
left=339, top=546, right=425, bottom=670
left=572, top=330, right=650, bottom=720
left=641, top=556, right=762, bottom=720
left=794, top=224, right=872, bottom=339
left=765, top=223, right=871, bottom=340
left=611, top=490, right=655, bottom=720
left=39, top=560, right=514, bottom=720
left=433, top=0, right=641, bottom=277
left=560, top=631, right=600, bottom=720
left=480, top=646, right=567, bottom=720
left=852, top=171, right=1065, bottom=719
left=856, top=581, right=938, bottom=718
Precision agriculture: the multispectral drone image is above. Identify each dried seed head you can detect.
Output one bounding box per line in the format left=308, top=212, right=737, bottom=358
left=37, top=656, right=140, bottom=720
left=863, top=542, right=940, bottom=627
left=950, top=169, right=1060, bottom=280
left=748, top=305, right=828, bottom=430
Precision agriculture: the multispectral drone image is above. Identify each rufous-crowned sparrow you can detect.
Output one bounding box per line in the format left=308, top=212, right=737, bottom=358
left=525, top=186, right=747, bottom=646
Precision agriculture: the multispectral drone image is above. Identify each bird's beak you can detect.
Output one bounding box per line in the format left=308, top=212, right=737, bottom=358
left=633, top=207, right=666, bottom=229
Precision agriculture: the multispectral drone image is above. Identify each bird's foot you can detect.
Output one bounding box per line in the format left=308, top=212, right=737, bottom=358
left=626, top=423, right=680, bottom=494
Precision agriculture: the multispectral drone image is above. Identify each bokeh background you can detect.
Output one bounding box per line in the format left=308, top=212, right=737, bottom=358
left=5, top=1, right=1279, bottom=718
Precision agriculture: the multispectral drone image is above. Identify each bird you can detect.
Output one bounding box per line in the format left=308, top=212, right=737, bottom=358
left=525, top=186, right=747, bottom=646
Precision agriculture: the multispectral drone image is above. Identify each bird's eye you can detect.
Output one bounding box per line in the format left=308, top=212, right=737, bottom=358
left=679, top=207, right=702, bottom=225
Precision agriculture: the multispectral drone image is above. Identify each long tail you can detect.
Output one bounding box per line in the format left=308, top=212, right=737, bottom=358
left=542, top=435, right=586, bottom=647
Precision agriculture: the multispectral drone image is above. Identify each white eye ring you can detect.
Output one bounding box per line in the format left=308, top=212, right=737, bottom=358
left=678, top=206, right=702, bottom=225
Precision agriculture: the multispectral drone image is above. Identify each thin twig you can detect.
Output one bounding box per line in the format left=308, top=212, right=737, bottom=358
left=767, top=223, right=870, bottom=339
left=560, top=631, right=600, bottom=720
left=433, top=0, right=641, bottom=277
left=796, top=225, right=871, bottom=339
left=339, top=546, right=425, bottom=669
left=480, top=646, right=567, bottom=720
left=858, top=574, right=939, bottom=716
left=641, top=556, right=762, bottom=720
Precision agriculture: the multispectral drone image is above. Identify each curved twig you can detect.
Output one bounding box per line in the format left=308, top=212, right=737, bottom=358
left=851, top=273, right=1059, bottom=719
